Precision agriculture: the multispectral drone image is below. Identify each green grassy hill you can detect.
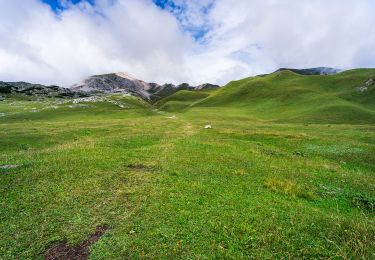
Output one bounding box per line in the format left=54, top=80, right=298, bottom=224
left=158, top=69, right=375, bottom=124
left=1, top=70, right=374, bottom=258
left=156, top=90, right=211, bottom=112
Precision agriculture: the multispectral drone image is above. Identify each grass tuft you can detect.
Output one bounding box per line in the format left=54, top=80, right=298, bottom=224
left=351, top=194, right=375, bottom=213
left=264, top=178, right=315, bottom=200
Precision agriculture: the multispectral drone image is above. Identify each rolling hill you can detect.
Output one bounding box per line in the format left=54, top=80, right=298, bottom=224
left=157, top=68, right=375, bottom=124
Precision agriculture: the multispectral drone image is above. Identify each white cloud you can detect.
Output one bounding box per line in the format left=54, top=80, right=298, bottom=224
left=0, top=0, right=192, bottom=86
left=187, top=0, right=375, bottom=83
left=0, top=0, right=374, bottom=87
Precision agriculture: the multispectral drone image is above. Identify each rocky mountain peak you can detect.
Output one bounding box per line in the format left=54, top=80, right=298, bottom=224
left=71, top=72, right=220, bottom=101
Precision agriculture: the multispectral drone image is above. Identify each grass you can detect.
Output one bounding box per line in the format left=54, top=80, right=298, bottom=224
left=1, top=70, right=375, bottom=258
left=264, top=177, right=315, bottom=200
left=158, top=69, right=375, bottom=124
left=156, top=90, right=211, bottom=112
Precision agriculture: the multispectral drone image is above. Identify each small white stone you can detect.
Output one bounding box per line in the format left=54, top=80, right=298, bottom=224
left=0, top=165, right=20, bottom=169
left=204, top=124, right=212, bottom=129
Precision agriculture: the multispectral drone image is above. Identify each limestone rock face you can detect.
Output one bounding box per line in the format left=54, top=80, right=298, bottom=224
left=71, top=72, right=152, bottom=100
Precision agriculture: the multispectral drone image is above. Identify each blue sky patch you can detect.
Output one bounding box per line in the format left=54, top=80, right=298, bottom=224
left=153, top=0, right=214, bottom=41
left=42, top=0, right=212, bottom=41
left=41, top=0, right=94, bottom=11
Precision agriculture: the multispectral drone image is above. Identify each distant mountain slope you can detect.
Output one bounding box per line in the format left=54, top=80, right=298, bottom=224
left=1, top=73, right=220, bottom=102
left=71, top=72, right=152, bottom=100
left=71, top=72, right=219, bottom=101
left=276, top=67, right=341, bottom=75
left=158, top=68, right=375, bottom=124
left=0, top=81, right=80, bottom=98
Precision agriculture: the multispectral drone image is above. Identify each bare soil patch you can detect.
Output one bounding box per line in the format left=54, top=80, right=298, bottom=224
left=127, top=163, right=156, bottom=172
left=44, top=225, right=109, bottom=260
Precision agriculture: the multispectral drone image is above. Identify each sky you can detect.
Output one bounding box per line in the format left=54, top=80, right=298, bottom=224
left=0, top=0, right=374, bottom=87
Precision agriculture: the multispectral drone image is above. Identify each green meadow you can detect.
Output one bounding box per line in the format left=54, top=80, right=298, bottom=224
left=1, top=69, right=374, bottom=258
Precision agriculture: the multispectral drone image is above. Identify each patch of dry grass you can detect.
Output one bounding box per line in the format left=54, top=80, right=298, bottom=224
left=264, top=177, right=315, bottom=200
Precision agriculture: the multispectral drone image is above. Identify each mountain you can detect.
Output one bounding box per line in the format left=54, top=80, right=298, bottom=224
left=157, top=68, right=375, bottom=124
left=2, top=67, right=375, bottom=124
left=71, top=72, right=220, bottom=101
left=0, top=72, right=220, bottom=102
left=276, top=67, right=341, bottom=76
left=71, top=72, right=152, bottom=99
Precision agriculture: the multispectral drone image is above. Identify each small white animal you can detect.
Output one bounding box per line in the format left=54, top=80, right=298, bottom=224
left=204, top=124, right=212, bottom=129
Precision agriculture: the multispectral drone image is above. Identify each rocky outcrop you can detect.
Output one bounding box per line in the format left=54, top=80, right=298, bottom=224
left=0, top=81, right=84, bottom=98
left=358, top=78, right=374, bottom=93
left=71, top=72, right=152, bottom=100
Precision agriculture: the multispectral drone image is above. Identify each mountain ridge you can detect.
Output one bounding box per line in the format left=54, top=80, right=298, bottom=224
left=275, top=67, right=341, bottom=76
left=1, top=67, right=342, bottom=101
left=0, top=81, right=83, bottom=98
left=71, top=72, right=220, bottom=101
left=1, top=68, right=375, bottom=124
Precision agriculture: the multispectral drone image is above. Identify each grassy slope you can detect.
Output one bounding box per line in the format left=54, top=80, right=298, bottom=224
left=159, top=69, right=375, bottom=124
left=0, top=75, right=374, bottom=258
left=155, top=90, right=211, bottom=112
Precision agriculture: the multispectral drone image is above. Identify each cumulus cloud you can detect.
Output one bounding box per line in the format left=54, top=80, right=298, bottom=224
left=0, top=0, right=374, bottom=87
left=187, top=0, right=375, bottom=83
left=0, top=0, right=192, bottom=86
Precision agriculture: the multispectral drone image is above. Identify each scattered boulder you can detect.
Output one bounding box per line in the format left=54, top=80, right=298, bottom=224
left=358, top=78, right=374, bottom=92
left=0, top=164, right=20, bottom=170
left=0, top=165, right=21, bottom=174
left=365, top=78, right=374, bottom=86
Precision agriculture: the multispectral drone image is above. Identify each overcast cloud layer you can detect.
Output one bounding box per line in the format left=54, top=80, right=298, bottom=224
left=0, top=0, right=374, bottom=87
